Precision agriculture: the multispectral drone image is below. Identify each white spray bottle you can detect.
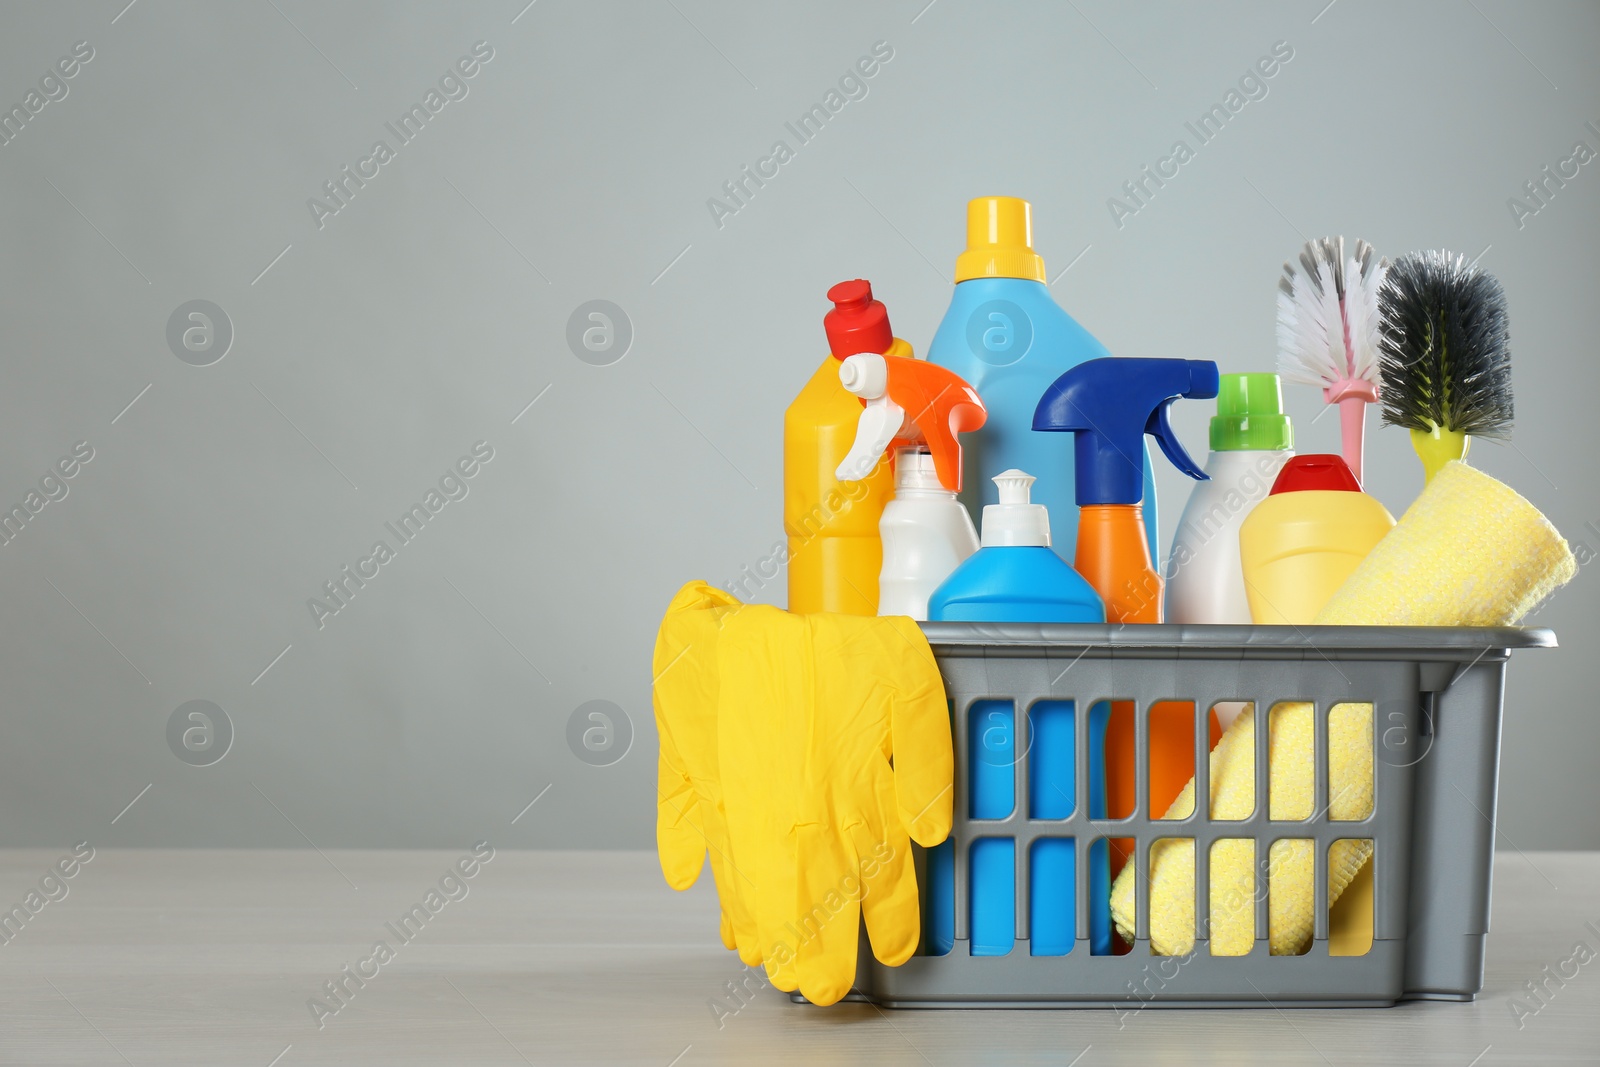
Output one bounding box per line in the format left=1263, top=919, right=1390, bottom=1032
left=835, top=352, right=987, bottom=620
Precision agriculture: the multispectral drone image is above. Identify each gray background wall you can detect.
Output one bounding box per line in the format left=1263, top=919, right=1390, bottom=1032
left=1, top=0, right=1595, bottom=850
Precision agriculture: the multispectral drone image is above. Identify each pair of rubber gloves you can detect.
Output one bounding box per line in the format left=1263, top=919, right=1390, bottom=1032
left=652, top=581, right=953, bottom=1006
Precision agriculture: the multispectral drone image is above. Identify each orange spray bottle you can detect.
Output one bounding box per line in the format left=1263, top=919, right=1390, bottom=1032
left=1033, top=358, right=1220, bottom=624
left=1034, top=357, right=1220, bottom=948
left=783, top=280, right=913, bottom=615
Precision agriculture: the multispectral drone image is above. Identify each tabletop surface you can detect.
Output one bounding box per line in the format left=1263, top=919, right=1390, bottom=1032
left=1, top=848, right=1595, bottom=1065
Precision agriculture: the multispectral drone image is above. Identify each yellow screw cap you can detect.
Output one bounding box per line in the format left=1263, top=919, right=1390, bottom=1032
left=954, top=196, right=1047, bottom=283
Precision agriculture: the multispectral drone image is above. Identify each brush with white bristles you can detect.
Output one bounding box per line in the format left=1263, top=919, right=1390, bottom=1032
left=1276, top=237, right=1387, bottom=485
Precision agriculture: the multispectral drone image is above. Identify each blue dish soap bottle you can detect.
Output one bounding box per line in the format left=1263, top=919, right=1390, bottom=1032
left=926, top=196, right=1159, bottom=564
left=925, top=471, right=1103, bottom=958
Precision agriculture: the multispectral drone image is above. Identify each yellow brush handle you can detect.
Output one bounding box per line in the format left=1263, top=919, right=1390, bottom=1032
left=1411, top=425, right=1469, bottom=482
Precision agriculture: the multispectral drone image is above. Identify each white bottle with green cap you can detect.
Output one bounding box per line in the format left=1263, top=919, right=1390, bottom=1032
left=1165, top=372, right=1294, bottom=626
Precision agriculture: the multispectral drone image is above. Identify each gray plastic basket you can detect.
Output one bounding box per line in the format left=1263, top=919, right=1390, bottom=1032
left=852, top=622, right=1555, bottom=1009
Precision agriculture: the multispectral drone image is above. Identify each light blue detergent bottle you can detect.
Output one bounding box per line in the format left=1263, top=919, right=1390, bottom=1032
left=926, top=196, right=1159, bottom=565
left=925, top=470, right=1104, bottom=957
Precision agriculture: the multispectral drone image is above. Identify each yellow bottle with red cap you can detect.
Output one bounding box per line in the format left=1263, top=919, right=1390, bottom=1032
left=1238, top=454, right=1396, bottom=625
left=784, top=280, right=912, bottom=615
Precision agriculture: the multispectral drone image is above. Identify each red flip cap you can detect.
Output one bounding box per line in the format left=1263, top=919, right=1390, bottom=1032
left=1269, top=453, right=1362, bottom=494
left=824, top=279, right=894, bottom=358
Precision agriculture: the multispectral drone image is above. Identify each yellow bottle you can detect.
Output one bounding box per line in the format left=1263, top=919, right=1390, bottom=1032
left=784, top=280, right=912, bottom=615
left=1239, top=454, right=1395, bottom=625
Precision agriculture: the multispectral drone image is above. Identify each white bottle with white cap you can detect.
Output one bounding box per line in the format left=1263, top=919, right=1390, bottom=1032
left=833, top=351, right=982, bottom=621
left=876, top=450, right=980, bottom=619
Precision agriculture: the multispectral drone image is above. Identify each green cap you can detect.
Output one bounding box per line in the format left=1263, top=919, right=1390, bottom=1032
left=1210, top=372, right=1293, bottom=451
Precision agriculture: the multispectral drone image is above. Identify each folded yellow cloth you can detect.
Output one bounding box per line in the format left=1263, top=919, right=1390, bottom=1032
left=651, top=581, right=953, bottom=1006
left=1110, top=702, right=1373, bottom=955
left=1119, top=462, right=1575, bottom=956
left=1315, top=460, right=1576, bottom=625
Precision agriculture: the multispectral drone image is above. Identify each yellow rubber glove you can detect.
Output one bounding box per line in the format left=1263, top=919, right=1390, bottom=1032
left=651, top=582, right=759, bottom=963
left=797, top=613, right=953, bottom=1005
left=716, top=606, right=809, bottom=992
left=718, top=606, right=953, bottom=1006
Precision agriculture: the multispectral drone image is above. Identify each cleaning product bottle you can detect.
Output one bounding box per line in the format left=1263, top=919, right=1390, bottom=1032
left=1166, top=372, right=1295, bottom=625
left=834, top=353, right=987, bottom=620
left=784, top=279, right=913, bottom=615
left=1033, top=357, right=1219, bottom=622
left=926, top=470, right=1104, bottom=623
left=925, top=470, right=1104, bottom=957
left=1238, top=454, right=1396, bottom=625
left=1033, top=356, right=1219, bottom=954
left=926, top=196, right=1159, bottom=564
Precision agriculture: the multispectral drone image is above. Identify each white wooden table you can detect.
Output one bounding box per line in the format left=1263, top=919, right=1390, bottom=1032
left=1, top=849, right=1594, bottom=1065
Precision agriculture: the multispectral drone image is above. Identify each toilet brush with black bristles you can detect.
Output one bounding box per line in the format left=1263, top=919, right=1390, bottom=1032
left=1377, top=250, right=1513, bottom=483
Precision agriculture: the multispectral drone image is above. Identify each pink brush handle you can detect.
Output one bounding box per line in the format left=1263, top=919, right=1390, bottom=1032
left=1324, top=379, right=1378, bottom=487
left=1338, top=395, right=1367, bottom=486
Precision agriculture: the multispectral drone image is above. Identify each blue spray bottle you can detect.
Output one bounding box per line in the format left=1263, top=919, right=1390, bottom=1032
left=925, top=471, right=1104, bottom=957
left=926, top=197, right=1159, bottom=564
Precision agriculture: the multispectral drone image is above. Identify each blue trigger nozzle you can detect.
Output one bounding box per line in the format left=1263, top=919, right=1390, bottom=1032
left=1033, top=357, right=1219, bottom=506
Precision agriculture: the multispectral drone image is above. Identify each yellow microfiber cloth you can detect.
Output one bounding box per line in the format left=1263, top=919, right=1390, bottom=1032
left=1314, top=460, right=1576, bottom=625
left=1117, top=461, right=1575, bottom=956
left=1110, top=702, right=1373, bottom=956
